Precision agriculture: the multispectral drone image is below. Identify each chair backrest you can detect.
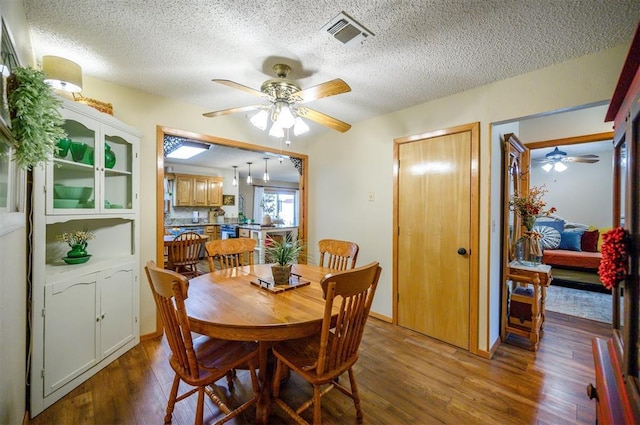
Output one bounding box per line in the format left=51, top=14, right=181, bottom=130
left=205, top=237, right=257, bottom=271
left=318, top=239, right=360, bottom=271
left=168, top=231, right=204, bottom=271
left=144, top=260, right=199, bottom=380
left=316, top=262, right=381, bottom=376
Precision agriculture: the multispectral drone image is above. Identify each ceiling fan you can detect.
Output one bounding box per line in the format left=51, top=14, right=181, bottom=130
left=203, top=64, right=352, bottom=134
left=533, top=147, right=599, bottom=172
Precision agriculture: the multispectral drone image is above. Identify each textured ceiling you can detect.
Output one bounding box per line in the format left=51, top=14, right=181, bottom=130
left=22, top=1, right=640, bottom=181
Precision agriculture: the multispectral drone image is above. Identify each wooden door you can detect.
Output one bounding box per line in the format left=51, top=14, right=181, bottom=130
left=395, top=123, right=478, bottom=350
left=207, top=177, right=222, bottom=206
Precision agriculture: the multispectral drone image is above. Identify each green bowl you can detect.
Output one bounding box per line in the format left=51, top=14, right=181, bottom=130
left=53, top=185, right=93, bottom=201
left=54, top=199, right=79, bottom=208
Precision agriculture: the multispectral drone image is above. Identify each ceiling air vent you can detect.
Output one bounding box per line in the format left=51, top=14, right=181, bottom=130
left=321, top=11, right=374, bottom=48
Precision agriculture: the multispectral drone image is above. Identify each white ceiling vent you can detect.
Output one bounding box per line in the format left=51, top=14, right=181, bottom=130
left=321, top=12, right=374, bottom=48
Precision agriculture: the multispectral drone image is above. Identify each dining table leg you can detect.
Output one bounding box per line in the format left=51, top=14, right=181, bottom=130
left=255, top=341, right=274, bottom=425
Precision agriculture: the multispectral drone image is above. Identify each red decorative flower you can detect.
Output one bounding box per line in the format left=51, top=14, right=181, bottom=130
left=598, top=227, right=629, bottom=290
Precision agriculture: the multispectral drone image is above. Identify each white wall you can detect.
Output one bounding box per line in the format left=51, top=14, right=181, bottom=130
left=531, top=148, right=613, bottom=227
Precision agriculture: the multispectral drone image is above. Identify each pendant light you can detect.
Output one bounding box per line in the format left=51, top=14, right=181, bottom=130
left=246, top=162, right=253, bottom=185
left=232, top=165, right=238, bottom=186
left=263, top=158, right=270, bottom=182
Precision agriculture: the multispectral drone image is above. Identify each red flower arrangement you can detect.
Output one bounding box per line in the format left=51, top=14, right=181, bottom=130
left=598, top=227, right=629, bottom=290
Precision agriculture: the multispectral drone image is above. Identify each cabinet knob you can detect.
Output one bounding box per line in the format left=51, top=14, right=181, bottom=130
left=586, top=383, right=598, bottom=400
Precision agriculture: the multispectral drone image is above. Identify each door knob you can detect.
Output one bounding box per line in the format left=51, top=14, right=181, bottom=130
left=457, top=248, right=467, bottom=255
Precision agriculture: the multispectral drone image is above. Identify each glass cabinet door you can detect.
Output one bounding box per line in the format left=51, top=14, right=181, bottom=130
left=101, top=125, right=136, bottom=213
left=47, top=109, right=99, bottom=214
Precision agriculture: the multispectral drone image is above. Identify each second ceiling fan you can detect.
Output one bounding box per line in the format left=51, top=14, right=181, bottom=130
left=534, top=147, right=599, bottom=172
left=203, top=63, right=352, bottom=134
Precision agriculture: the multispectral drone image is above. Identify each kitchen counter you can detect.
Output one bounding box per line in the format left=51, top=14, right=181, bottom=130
left=238, top=226, right=299, bottom=264
left=164, top=222, right=220, bottom=227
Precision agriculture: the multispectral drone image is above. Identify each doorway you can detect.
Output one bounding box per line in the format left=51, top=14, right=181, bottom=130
left=527, top=132, right=614, bottom=323
left=155, top=126, right=309, bottom=271
left=393, top=122, right=480, bottom=351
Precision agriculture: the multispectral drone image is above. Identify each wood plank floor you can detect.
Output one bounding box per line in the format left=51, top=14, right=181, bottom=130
left=29, top=311, right=610, bottom=424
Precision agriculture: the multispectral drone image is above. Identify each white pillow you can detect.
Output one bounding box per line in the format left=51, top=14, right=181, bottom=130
left=533, top=225, right=561, bottom=250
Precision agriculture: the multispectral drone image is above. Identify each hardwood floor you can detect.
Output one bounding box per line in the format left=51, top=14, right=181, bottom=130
left=29, top=311, right=609, bottom=424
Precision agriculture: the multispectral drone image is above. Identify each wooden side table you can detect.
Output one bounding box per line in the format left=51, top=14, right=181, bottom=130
left=501, top=261, right=553, bottom=351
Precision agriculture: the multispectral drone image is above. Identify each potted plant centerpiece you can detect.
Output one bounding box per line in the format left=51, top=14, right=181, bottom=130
left=57, top=227, right=95, bottom=264
left=264, top=234, right=305, bottom=285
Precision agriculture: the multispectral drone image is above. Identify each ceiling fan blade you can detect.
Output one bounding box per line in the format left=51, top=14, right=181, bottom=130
left=298, top=107, right=351, bottom=132
left=565, top=157, right=600, bottom=163
left=572, top=154, right=600, bottom=158
left=203, top=104, right=263, bottom=118
left=212, top=79, right=271, bottom=99
left=292, top=79, right=351, bottom=104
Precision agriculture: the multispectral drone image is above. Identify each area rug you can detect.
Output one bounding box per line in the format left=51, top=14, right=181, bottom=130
left=545, top=284, right=614, bottom=324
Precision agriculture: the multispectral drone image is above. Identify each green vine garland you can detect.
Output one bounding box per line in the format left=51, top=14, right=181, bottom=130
left=8, top=67, right=66, bottom=170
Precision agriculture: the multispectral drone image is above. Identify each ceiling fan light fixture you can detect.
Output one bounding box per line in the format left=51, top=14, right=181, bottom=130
left=542, top=163, right=553, bottom=172
left=269, top=122, right=284, bottom=138
left=554, top=162, right=567, bottom=172
left=293, top=116, right=309, bottom=136
left=250, top=109, right=269, bottom=130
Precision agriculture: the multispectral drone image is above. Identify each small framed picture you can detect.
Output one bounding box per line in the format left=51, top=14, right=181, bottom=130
left=222, top=194, right=235, bottom=206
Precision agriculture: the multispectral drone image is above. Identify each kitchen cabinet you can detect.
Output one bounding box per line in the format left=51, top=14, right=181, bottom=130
left=207, top=177, right=223, bottom=206
left=30, top=97, right=141, bottom=416
left=205, top=225, right=221, bottom=241
left=174, top=173, right=223, bottom=206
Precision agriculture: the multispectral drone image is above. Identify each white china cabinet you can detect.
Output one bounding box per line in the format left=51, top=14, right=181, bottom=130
left=30, top=97, right=141, bottom=416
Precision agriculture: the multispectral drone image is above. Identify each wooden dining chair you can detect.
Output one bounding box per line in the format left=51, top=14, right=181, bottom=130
left=205, top=237, right=256, bottom=271
left=144, top=261, right=260, bottom=425
left=271, top=262, right=382, bottom=425
left=167, top=231, right=204, bottom=278
left=318, top=239, right=360, bottom=271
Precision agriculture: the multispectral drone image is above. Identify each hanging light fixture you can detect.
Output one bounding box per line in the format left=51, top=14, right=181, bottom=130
left=232, top=165, right=238, bottom=186
left=246, top=162, right=253, bottom=185
left=263, top=158, right=270, bottom=182
left=541, top=161, right=567, bottom=172
left=248, top=100, right=310, bottom=143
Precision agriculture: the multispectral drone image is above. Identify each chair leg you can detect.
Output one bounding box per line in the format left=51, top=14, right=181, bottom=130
left=165, top=374, right=180, bottom=424
left=226, top=369, right=236, bottom=391
left=348, top=368, right=363, bottom=423
left=312, top=385, right=322, bottom=425
left=195, top=387, right=205, bottom=425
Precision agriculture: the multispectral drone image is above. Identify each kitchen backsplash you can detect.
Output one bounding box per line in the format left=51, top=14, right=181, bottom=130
left=165, top=205, right=239, bottom=226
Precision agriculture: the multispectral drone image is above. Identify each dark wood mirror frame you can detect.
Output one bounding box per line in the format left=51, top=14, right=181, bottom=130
left=502, top=133, right=526, bottom=268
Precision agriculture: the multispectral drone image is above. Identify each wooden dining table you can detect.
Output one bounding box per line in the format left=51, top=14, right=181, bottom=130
left=185, top=263, right=337, bottom=424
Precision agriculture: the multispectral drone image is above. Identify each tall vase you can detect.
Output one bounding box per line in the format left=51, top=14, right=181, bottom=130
left=515, top=233, right=542, bottom=267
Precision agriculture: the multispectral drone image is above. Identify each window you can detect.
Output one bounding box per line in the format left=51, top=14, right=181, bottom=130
left=254, top=187, right=298, bottom=225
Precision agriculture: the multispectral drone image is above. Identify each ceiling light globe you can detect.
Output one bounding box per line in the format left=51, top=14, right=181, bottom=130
left=277, top=103, right=295, bottom=129
left=269, top=122, right=284, bottom=138
left=541, top=163, right=553, bottom=172
left=250, top=110, right=269, bottom=130
left=293, top=117, right=309, bottom=136
left=554, top=162, right=567, bottom=172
